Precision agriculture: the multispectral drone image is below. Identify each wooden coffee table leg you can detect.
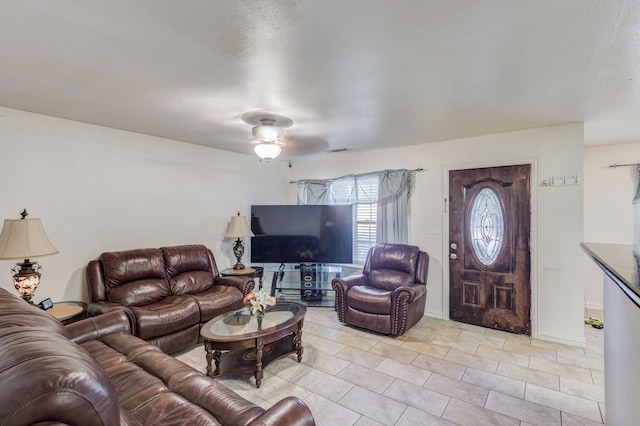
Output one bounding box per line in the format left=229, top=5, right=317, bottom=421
left=204, top=340, right=213, bottom=377
left=255, top=338, right=264, bottom=388
left=295, top=324, right=304, bottom=362
left=213, top=350, right=222, bottom=376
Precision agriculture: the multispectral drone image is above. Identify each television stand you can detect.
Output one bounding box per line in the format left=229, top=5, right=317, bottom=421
left=269, top=264, right=342, bottom=308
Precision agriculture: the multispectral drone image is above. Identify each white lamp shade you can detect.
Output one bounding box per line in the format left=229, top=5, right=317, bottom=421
left=254, top=143, right=282, bottom=160
left=224, top=215, right=255, bottom=239
left=0, top=218, right=59, bottom=259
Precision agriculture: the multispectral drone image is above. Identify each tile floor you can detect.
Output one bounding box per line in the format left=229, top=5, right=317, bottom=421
left=175, top=308, right=605, bottom=426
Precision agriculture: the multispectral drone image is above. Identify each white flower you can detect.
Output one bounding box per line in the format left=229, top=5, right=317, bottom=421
left=243, top=289, right=276, bottom=315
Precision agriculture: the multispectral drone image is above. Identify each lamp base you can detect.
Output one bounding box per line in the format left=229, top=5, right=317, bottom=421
left=232, top=238, right=246, bottom=270
left=12, top=259, right=41, bottom=305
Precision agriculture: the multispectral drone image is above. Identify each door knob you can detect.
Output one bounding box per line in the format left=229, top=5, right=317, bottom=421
left=450, top=243, right=457, bottom=250
left=450, top=253, right=458, bottom=260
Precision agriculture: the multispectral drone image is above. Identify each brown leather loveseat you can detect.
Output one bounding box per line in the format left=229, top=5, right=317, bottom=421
left=87, top=244, right=254, bottom=354
left=0, top=287, right=315, bottom=425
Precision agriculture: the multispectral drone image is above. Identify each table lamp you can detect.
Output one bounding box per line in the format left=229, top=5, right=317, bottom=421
left=0, top=209, right=59, bottom=304
left=224, top=212, right=254, bottom=270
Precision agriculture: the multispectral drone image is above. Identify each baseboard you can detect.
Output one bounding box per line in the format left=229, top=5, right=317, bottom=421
left=536, top=331, right=586, bottom=348
left=424, top=309, right=444, bottom=319
left=584, top=302, right=604, bottom=311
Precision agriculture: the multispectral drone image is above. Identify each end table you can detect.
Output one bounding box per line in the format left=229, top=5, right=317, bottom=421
left=221, top=266, right=264, bottom=290
left=47, top=301, right=87, bottom=325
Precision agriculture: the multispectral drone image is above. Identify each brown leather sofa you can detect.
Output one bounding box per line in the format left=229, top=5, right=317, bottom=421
left=332, top=243, right=429, bottom=336
left=0, top=287, right=315, bottom=426
left=87, top=244, right=254, bottom=354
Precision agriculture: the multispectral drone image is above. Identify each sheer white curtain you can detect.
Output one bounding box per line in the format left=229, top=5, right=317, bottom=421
left=296, top=169, right=416, bottom=245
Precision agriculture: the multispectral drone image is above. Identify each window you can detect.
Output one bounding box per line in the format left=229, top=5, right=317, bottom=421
left=353, top=176, right=378, bottom=264
left=469, top=187, right=504, bottom=265
left=296, top=169, right=413, bottom=265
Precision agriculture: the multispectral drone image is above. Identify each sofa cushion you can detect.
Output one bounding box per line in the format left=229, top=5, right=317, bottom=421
left=189, top=285, right=244, bottom=322
left=129, top=295, right=200, bottom=340
left=162, top=245, right=216, bottom=295
left=101, top=248, right=171, bottom=307
left=347, top=286, right=392, bottom=314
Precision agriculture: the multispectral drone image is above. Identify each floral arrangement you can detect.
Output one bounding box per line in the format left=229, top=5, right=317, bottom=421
left=243, top=289, right=276, bottom=316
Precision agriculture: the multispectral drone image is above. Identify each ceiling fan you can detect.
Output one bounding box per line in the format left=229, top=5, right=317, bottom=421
left=242, top=112, right=292, bottom=160
left=241, top=111, right=330, bottom=161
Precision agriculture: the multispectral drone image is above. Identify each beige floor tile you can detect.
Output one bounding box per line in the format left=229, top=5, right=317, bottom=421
left=561, top=412, right=605, bottom=425
left=412, top=353, right=467, bottom=380
left=396, top=406, right=458, bottom=425
left=354, top=415, right=385, bottom=426
left=339, top=386, right=408, bottom=426
left=485, top=390, right=561, bottom=425
left=459, top=329, right=506, bottom=349
left=375, top=358, right=432, bottom=386
left=476, top=345, right=530, bottom=367
left=430, top=334, right=479, bottom=354
left=591, top=369, right=605, bottom=387
left=444, top=349, right=499, bottom=373
left=303, top=333, right=346, bottom=356
left=442, top=398, right=520, bottom=426
left=302, top=348, right=350, bottom=374
left=382, top=380, right=450, bottom=417
left=401, top=340, right=451, bottom=359
left=560, top=376, right=605, bottom=403
left=302, top=392, right=361, bottom=426
left=334, top=345, right=387, bottom=368
left=248, top=374, right=312, bottom=404
left=265, top=355, right=313, bottom=381
left=503, top=340, right=558, bottom=361
left=556, top=351, right=604, bottom=372
left=369, top=341, right=419, bottom=364
left=333, top=330, right=379, bottom=351
left=404, top=326, right=437, bottom=342
left=525, top=383, right=602, bottom=423
left=294, top=369, right=354, bottom=402
left=461, top=367, right=525, bottom=399
left=337, top=363, right=395, bottom=393
left=445, top=320, right=489, bottom=334
left=497, top=362, right=560, bottom=390
left=304, top=321, right=342, bottom=339
left=485, top=328, right=532, bottom=344
left=173, top=307, right=606, bottom=426
left=424, top=373, right=488, bottom=406
left=528, top=357, right=593, bottom=383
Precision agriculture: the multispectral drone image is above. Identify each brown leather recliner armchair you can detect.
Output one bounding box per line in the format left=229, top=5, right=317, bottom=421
left=332, top=243, right=429, bottom=336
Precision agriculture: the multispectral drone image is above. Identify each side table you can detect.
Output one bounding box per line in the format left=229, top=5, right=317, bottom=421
left=221, top=266, right=264, bottom=290
left=47, top=301, right=87, bottom=325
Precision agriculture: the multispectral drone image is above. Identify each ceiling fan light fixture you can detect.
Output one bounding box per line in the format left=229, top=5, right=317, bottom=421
left=253, top=142, right=282, bottom=160
left=252, top=118, right=284, bottom=142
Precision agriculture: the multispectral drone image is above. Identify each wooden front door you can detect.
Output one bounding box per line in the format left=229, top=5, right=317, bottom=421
left=449, top=164, right=531, bottom=334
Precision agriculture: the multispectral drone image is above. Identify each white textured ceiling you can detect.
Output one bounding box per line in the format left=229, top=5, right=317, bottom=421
left=1, top=0, right=639, bottom=159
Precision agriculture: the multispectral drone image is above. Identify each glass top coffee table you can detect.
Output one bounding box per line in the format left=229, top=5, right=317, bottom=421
left=200, top=302, right=306, bottom=388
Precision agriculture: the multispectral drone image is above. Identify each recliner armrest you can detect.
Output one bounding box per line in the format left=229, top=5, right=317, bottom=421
left=248, top=397, right=315, bottom=426
left=66, top=309, right=132, bottom=344
left=215, top=275, right=255, bottom=296
left=332, top=274, right=369, bottom=291
left=87, top=301, right=137, bottom=335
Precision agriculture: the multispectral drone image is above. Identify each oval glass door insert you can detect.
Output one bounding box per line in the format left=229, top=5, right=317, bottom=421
left=469, top=187, right=504, bottom=266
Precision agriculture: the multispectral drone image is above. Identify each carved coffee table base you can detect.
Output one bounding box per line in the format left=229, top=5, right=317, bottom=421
left=202, top=306, right=305, bottom=388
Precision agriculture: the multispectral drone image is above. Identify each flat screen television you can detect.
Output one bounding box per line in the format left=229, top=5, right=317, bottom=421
left=250, top=205, right=353, bottom=264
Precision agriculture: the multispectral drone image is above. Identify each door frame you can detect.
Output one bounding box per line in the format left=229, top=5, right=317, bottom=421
left=442, top=158, right=539, bottom=339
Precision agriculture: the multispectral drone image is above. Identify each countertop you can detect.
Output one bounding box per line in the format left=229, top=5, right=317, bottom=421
left=581, top=242, right=640, bottom=307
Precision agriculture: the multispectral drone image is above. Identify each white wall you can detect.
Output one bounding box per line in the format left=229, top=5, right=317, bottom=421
left=289, top=123, right=585, bottom=346
left=0, top=107, right=290, bottom=302
left=583, top=142, right=640, bottom=309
